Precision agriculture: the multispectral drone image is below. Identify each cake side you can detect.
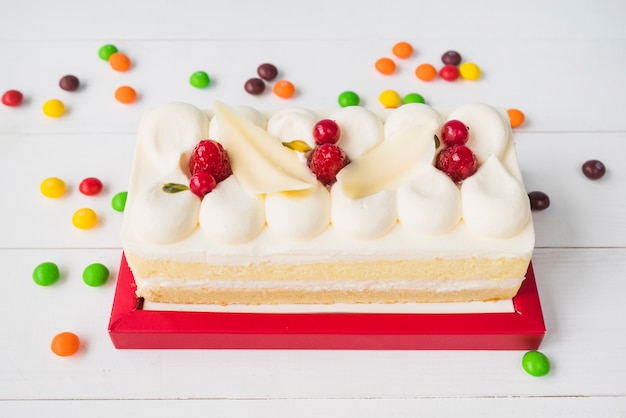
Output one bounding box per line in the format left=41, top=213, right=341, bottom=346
left=121, top=101, right=534, bottom=304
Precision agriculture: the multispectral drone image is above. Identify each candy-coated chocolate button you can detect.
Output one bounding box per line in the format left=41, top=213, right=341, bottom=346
left=82, top=263, right=110, bottom=287
left=378, top=89, right=401, bottom=108
left=459, top=62, right=481, bottom=80
left=33, top=262, right=60, bottom=286
left=40, top=177, right=66, bottom=198
left=190, top=71, right=210, bottom=88
left=42, top=99, right=65, bottom=117
left=522, top=350, right=551, bottom=376
left=403, top=93, right=425, bottom=104
left=111, top=191, right=128, bottom=212
left=51, top=332, right=80, bottom=356
left=72, top=208, right=98, bottom=229
left=98, top=44, right=118, bottom=61
left=338, top=91, right=360, bottom=107
left=2, top=89, right=23, bottom=107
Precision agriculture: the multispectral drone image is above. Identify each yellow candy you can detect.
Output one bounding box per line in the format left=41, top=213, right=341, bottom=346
left=379, top=89, right=402, bottom=109
left=459, top=62, right=481, bottom=81
left=42, top=99, right=65, bottom=118
left=72, top=208, right=98, bottom=229
left=40, top=177, right=66, bottom=198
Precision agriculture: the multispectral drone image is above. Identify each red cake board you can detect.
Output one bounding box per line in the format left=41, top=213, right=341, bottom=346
left=108, top=254, right=545, bottom=350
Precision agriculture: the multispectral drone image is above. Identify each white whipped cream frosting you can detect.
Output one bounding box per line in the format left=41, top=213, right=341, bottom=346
left=123, top=101, right=533, bottom=255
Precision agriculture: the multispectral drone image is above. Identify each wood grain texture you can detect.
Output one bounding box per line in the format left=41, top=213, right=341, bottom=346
left=1, top=0, right=625, bottom=415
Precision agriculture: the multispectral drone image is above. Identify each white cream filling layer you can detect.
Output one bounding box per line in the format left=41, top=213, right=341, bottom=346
left=135, top=275, right=524, bottom=292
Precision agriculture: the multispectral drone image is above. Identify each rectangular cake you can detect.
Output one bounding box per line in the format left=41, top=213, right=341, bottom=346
left=121, top=101, right=534, bottom=305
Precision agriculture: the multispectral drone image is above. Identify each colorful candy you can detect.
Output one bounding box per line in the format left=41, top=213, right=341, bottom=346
left=59, top=75, right=80, bottom=91
left=522, top=350, right=551, bottom=376
left=507, top=109, right=525, bottom=128
left=415, top=63, right=437, bottom=81
left=338, top=90, right=360, bottom=107
left=528, top=191, right=550, bottom=211
left=272, top=80, right=295, bottom=99
left=109, top=52, right=131, bottom=72
left=189, top=71, right=211, bottom=88
left=378, top=89, right=401, bottom=108
left=78, top=177, right=103, bottom=196
left=111, top=191, right=128, bottom=212
left=82, top=263, right=110, bottom=287
left=98, top=44, right=118, bottom=61
left=40, top=177, right=66, bottom=198
left=1, top=89, right=23, bottom=107
left=403, top=93, right=425, bottom=104
left=114, top=86, right=137, bottom=104
left=375, top=57, right=396, bottom=75
left=32, top=262, right=60, bottom=286
left=51, top=332, right=81, bottom=357
left=582, top=160, right=606, bottom=180
left=439, top=64, right=460, bottom=82
left=244, top=78, right=265, bottom=95
left=441, top=50, right=462, bottom=66
left=459, top=62, right=481, bottom=80
left=72, top=208, right=98, bottom=229
left=392, top=41, right=413, bottom=59
left=257, top=63, right=278, bottom=81
left=42, top=99, right=65, bottom=117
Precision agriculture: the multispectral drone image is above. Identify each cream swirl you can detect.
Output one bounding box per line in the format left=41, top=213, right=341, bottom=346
left=265, top=183, right=331, bottom=240
left=461, top=155, right=531, bottom=238
left=331, top=106, right=384, bottom=160
left=331, top=181, right=397, bottom=240
left=397, top=165, right=462, bottom=234
left=198, top=176, right=265, bottom=244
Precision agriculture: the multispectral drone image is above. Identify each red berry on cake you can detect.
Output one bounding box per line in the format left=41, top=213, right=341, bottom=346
left=312, top=119, right=341, bottom=145
left=189, top=139, right=233, bottom=183
left=307, top=143, right=350, bottom=186
left=189, top=172, right=217, bottom=197
left=441, top=120, right=469, bottom=147
left=435, top=144, right=478, bottom=183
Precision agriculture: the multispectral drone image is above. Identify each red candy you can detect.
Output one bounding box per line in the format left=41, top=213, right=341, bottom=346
left=439, top=64, right=460, bottom=81
left=79, top=177, right=103, bottom=196
left=2, top=90, right=23, bottom=107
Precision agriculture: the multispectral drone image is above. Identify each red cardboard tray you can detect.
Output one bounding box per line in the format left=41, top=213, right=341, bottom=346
left=108, top=254, right=545, bottom=350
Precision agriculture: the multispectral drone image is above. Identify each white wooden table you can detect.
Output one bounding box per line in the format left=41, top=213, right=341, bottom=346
left=1, top=0, right=625, bottom=416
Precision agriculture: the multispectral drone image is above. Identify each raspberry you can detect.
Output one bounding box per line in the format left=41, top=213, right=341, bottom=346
left=435, top=144, right=478, bottom=183
left=307, top=143, right=350, bottom=186
left=189, top=140, right=232, bottom=183
left=189, top=172, right=217, bottom=198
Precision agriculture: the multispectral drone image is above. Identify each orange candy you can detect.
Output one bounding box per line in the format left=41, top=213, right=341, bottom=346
left=109, top=52, right=131, bottom=72
left=115, top=86, right=137, bottom=104
left=272, top=80, right=296, bottom=99
left=51, top=332, right=80, bottom=356
left=392, top=41, right=413, bottom=59
left=375, top=57, right=396, bottom=75
left=507, top=108, right=526, bottom=128
left=415, top=63, right=437, bottom=81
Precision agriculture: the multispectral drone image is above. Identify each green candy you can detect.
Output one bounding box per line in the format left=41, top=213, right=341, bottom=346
left=98, top=44, right=118, bottom=61
left=33, top=262, right=60, bottom=286
left=522, top=350, right=551, bottom=377
left=111, top=191, right=128, bottom=212
left=338, top=91, right=360, bottom=107
left=403, top=93, right=425, bottom=104
left=190, top=71, right=211, bottom=88
left=83, top=263, right=110, bottom=287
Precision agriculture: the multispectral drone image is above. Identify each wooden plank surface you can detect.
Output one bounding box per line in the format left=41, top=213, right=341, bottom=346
left=1, top=0, right=625, bottom=416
